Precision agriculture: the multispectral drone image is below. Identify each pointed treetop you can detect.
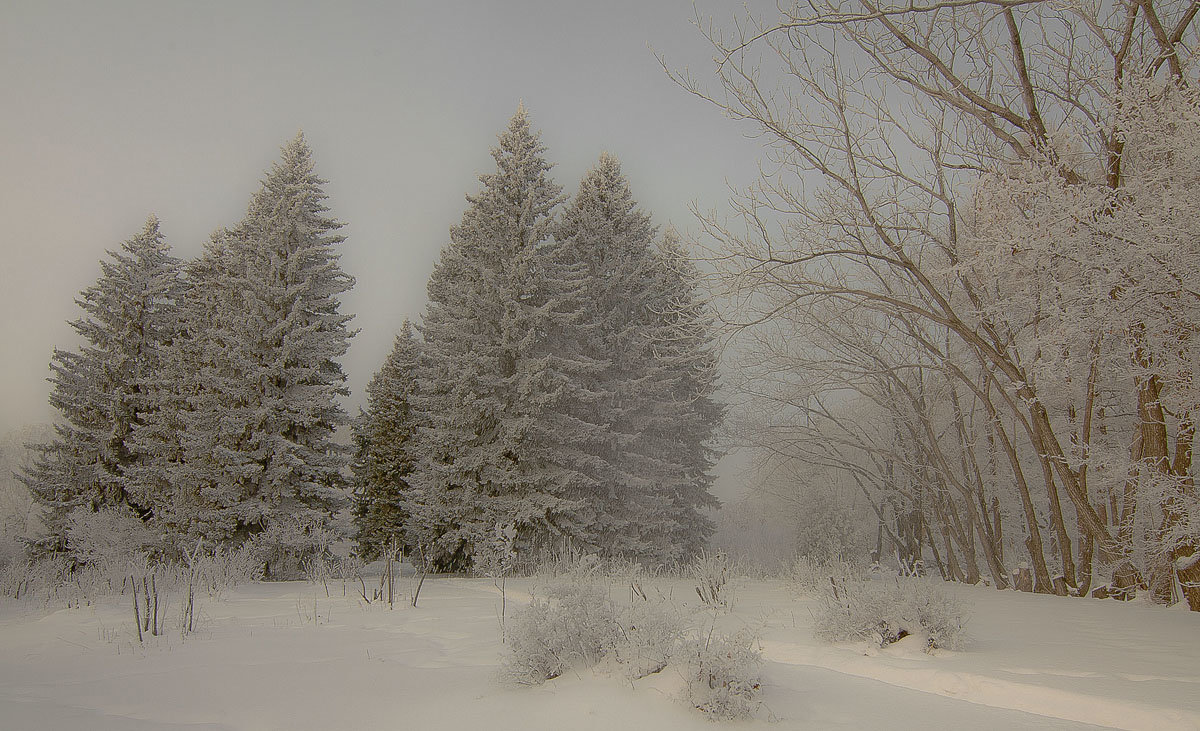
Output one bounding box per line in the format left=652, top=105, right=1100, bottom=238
left=494, top=103, right=541, bottom=162
left=113, top=214, right=173, bottom=264
left=455, top=103, right=562, bottom=243
left=275, top=130, right=314, bottom=175
left=566, top=152, right=652, bottom=239
left=579, top=152, right=633, bottom=199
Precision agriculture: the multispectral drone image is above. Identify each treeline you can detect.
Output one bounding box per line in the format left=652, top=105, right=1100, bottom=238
left=21, top=109, right=721, bottom=573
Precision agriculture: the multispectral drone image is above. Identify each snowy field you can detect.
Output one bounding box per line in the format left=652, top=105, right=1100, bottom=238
left=1, top=576, right=1197, bottom=731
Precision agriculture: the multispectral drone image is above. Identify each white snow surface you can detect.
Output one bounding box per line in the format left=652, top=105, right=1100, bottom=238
left=1, top=577, right=1197, bottom=730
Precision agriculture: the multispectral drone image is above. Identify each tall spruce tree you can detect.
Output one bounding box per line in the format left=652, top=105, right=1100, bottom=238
left=550, top=153, right=663, bottom=557
left=352, top=321, right=420, bottom=561
left=126, top=238, right=234, bottom=547
left=639, top=230, right=722, bottom=559
left=153, top=134, right=356, bottom=548
left=408, top=106, right=593, bottom=567
left=553, top=156, right=721, bottom=562
left=24, top=217, right=183, bottom=552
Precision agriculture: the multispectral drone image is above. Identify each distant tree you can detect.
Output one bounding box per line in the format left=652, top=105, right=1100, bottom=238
left=352, top=321, right=420, bottom=561
left=407, top=106, right=584, bottom=567
left=23, top=217, right=182, bottom=554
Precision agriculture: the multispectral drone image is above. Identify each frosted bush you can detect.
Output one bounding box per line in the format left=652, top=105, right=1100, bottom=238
left=505, top=577, right=692, bottom=684
left=472, top=522, right=517, bottom=579
left=504, top=582, right=620, bottom=684
left=249, top=515, right=334, bottom=580
left=303, top=554, right=333, bottom=585
left=0, top=553, right=71, bottom=602
left=504, top=579, right=761, bottom=719
left=792, top=554, right=864, bottom=597
left=609, top=598, right=685, bottom=680
left=530, top=549, right=606, bottom=581
left=192, top=544, right=264, bottom=598
left=814, top=576, right=970, bottom=652
left=334, top=554, right=364, bottom=582
left=692, top=550, right=735, bottom=610
left=65, top=506, right=157, bottom=566
left=680, top=628, right=762, bottom=720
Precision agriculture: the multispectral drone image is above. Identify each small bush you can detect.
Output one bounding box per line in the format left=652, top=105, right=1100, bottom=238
left=505, top=578, right=763, bottom=720
left=609, top=598, right=685, bottom=680
left=792, top=554, right=864, bottom=597
left=680, top=628, right=762, bottom=720
left=249, top=515, right=334, bottom=580
left=814, top=576, right=969, bottom=652
left=0, top=553, right=71, bottom=601
left=692, top=551, right=735, bottom=611
left=192, top=544, right=264, bottom=598
left=65, top=506, right=158, bottom=566
left=504, top=582, right=621, bottom=684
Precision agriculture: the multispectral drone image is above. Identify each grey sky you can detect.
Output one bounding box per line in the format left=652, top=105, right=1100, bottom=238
left=0, top=1, right=765, bottom=493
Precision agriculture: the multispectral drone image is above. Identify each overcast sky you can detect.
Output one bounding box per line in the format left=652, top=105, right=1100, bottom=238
left=0, top=1, right=767, bottom=493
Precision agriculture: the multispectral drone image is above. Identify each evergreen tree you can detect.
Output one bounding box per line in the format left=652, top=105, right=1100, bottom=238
left=639, top=229, right=722, bottom=559
left=549, top=153, right=663, bottom=557
left=156, top=134, right=356, bottom=549
left=352, top=321, right=420, bottom=561
left=126, top=240, right=231, bottom=547
left=408, top=106, right=586, bottom=566
left=552, top=156, right=721, bottom=562
left=23, top=217, right=183, bottom=552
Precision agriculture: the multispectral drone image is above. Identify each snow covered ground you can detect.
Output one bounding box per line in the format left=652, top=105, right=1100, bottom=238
left=1, top=575, right=1197, bottom=730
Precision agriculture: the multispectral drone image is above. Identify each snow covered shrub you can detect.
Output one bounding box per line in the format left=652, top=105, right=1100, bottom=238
left=609, top=598, right=685, bottom=680
left=680, top=628, right=762, bottom=720
left=505, top=578, right=689, bottom=685
left=692, top=550, right=735, bottom=610
left=249, top=515, right=334, bottom=580
left=192, top=544, right=264, bottom=598
left=607, top=555, right=651, bottom=602
left=65, top=506, right=157, bottom=566
left=0, top=556, right=36, bottom=600
left=303, top=554, right=334, bottom=593
left=814, top=576, right=969, bottom=652
left=792, top=484, right=874, bottom=564
left=0, top=553, right=70, bottom=602
left=792, top=554, right=864, bottom=597
left=530, top=549, right=605, bottom=581
left=504, top=582, right=621, bottom=684
left=472, top=522, right=517, bottom=579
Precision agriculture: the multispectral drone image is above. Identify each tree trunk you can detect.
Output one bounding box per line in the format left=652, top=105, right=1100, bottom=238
left=989, top=412, right=1053, bottom=591
left=1036, top=451, right=1075, bottom=594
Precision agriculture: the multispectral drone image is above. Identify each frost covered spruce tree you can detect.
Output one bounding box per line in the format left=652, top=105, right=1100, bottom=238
left=551, top=155, right=720, bottom=561
left=125, top=239, right=232, bottom=547
left=639, top=230, right=722, bottom=559
left=148, top=134, right=356, bottom=557
left=407, top=106, right=595, bottom=568
left=23, top=217, right=183, bottom=553
left=351, top=320, right=420, bottom=562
